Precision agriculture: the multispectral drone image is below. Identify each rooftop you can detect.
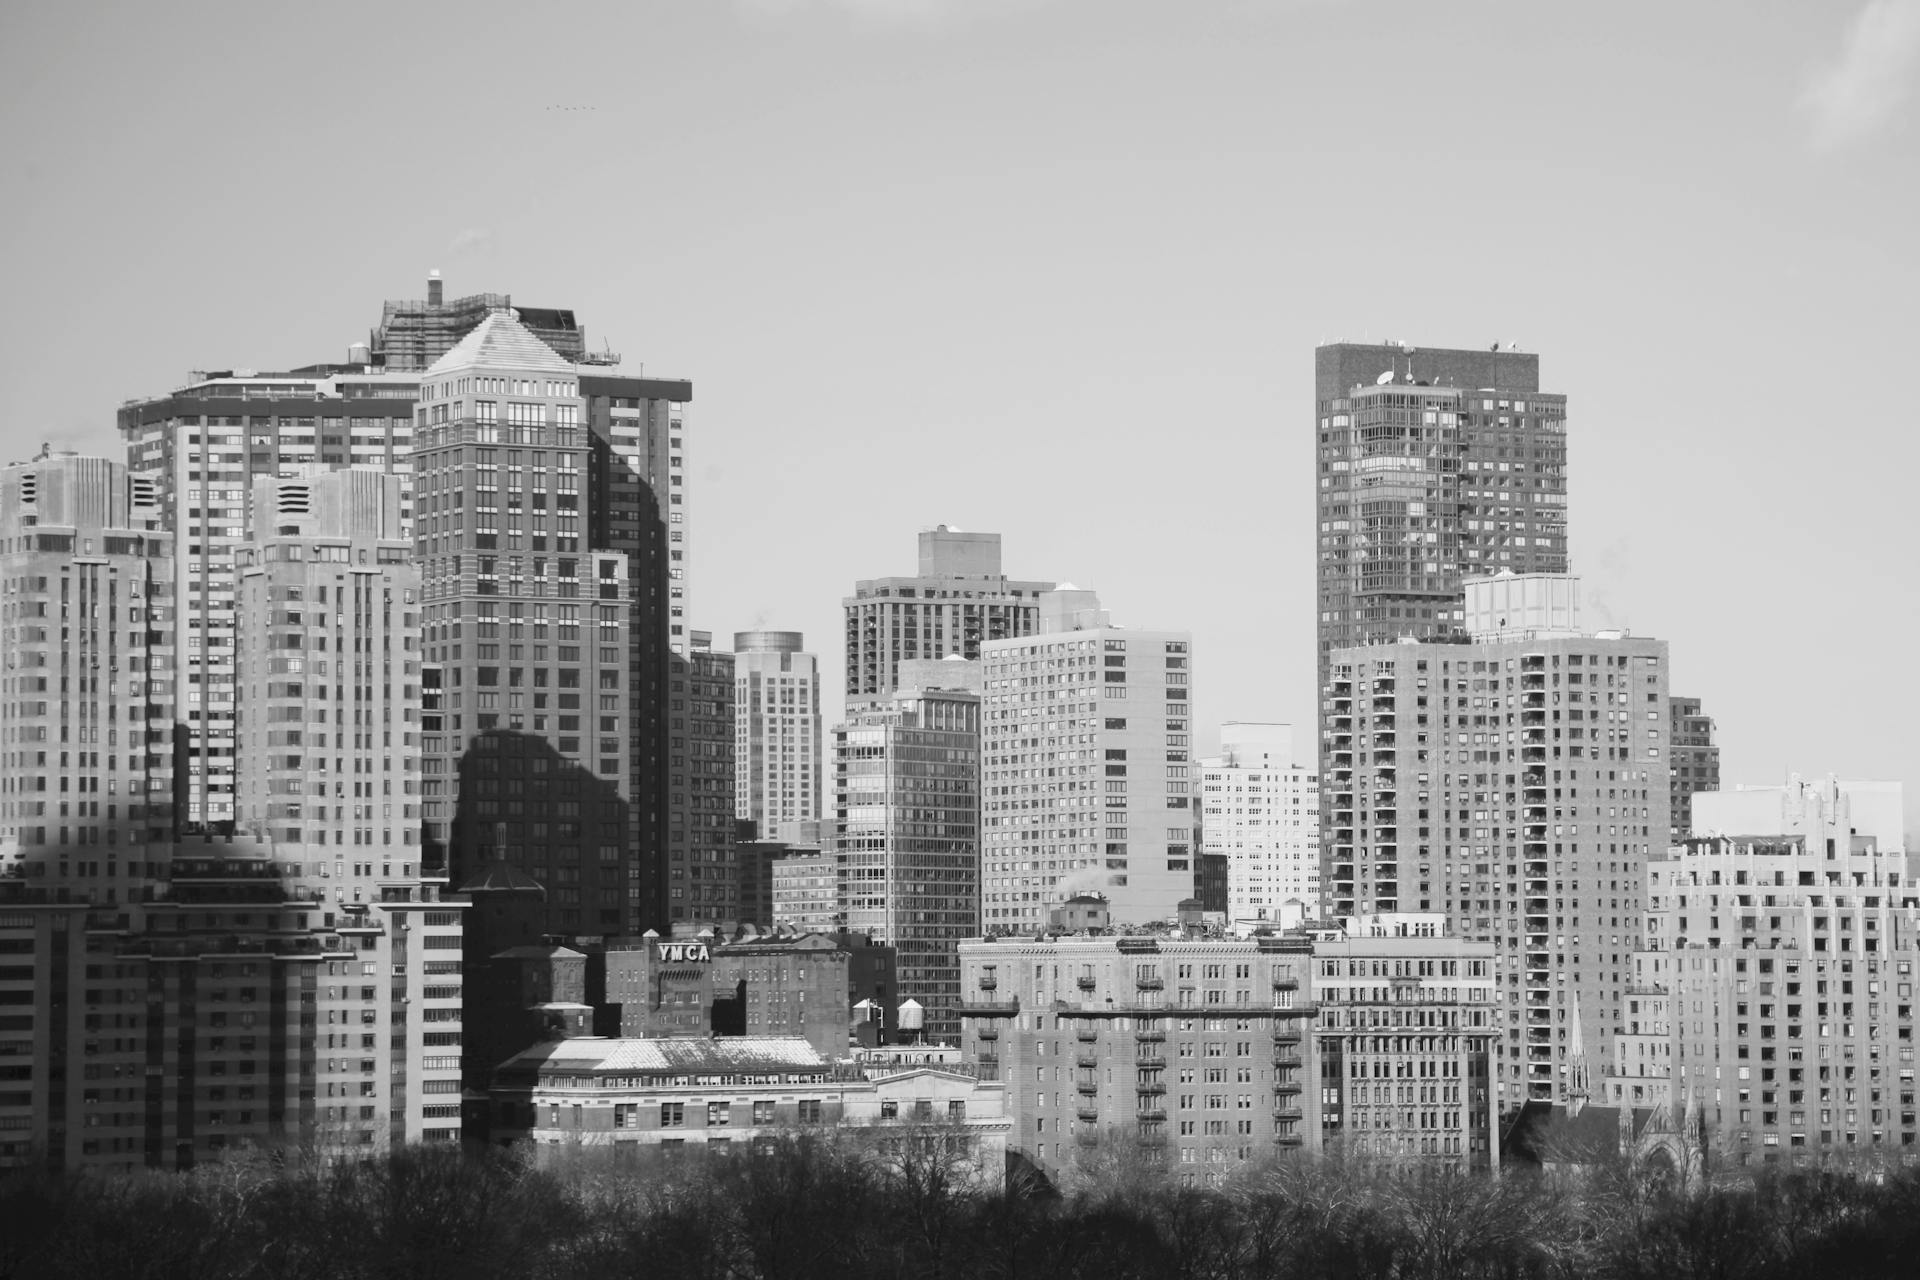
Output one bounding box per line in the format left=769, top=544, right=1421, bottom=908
left=502, top=1035, right=830, bottom=1076
left=425, top=309, right=577, bottom=378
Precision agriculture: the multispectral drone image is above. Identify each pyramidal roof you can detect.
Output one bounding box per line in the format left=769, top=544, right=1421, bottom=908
left=425, top=308, right=577, bottom=377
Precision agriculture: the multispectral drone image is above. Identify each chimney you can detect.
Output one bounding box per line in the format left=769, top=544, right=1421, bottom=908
left=427, top=269, right=443, bottom=306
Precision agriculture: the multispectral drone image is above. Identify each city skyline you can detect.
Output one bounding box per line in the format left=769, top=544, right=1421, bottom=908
left=3, top=0, right=1918, bottom=837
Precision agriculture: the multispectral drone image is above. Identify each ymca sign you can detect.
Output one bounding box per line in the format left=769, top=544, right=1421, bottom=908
left=658, top=942, right=711, bottom=963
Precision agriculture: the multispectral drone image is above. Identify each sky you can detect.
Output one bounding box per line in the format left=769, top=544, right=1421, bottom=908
left=2, top=0, right=1918, bottom=831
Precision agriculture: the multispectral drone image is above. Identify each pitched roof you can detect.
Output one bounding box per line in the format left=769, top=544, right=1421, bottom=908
left=502, top=1035, right=831, bottom=1076
left=425, top=309, right=577, bottom=377
left=457, top=859, right=546, bottom=894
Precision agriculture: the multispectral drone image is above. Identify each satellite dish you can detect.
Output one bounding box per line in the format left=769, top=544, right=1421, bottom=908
left=1375, top=369, right=1394, bottom=385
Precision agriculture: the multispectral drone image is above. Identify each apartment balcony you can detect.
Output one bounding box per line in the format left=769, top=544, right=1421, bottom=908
left=977, top=1025, right=999, bottom=1041
left=957, top=998, right=1021, bottom=1018
left=1273, top=1078, right=1303, bottom=1097
left=1136, top=976, right=1164, bottom=991
left=977, top=973, right=997, bottom=991
left=1136, top=1081, right=1167, bottom=1096
left=1077, top=1107, right=1100, bottom=1123
left=1272, top=975, right=1299, bottom=991
left=1077, top=1054, right=1099, bottom=1070
left=1271, top=1028, right=1303, bottom=1046
left=1077, top=1079, right=1100, bottom=1096
left=1275, top=1132, right=1306, bottom=1148
left=1135, top=1108, right=1168, bottom=1123
left=1077, top=1026, right=1099, bottom=1043
left=1273, top=1107, right=1304, bottom=1123
left=1077, top=975, right=1096, bottom=991
left=1134, top=1055, right=1167, bottom=1071
left=1135, top=1027, right=1167, bottom=1043
left=1076, top=1129, right=1101, bottom=1147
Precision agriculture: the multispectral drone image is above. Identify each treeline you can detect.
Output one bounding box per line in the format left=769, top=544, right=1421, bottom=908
left=2, top=1137, right=1919, bottom=1280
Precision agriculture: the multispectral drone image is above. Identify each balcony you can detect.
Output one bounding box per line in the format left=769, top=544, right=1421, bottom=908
left=1135, top=1027, right=1166, bottom=1043
left=957, top=998, right=1020, bottom=1018
left=1077, top=1080, right=1100, bottom=1096
left=1273, top=1078, right=1303, bottom=1096
left=1077, top=1026, right=1099, bottom=1043
left=1273, top=1107, right=1303, bottom=1123
left=1272, top=1028, right=1303, bottom=1046
left=1077, top=976, right=1097, bottom=991
left=1276, top=1132, right=1305, bottom=1148
left=1272, top=976, right=1299, bottom=991
left=1135, top=1108, right=1168, bottom=1123
left=1136, top=1081, right=1167, bottom=1096
left=976, top=1025, right=998, bottom=1041
left=1135, top=976, right=1164, bottom=991
left=1077, top=1107, right=1100, bottom=1123
left=1134, top=1055, right=1167, bottom=1070
left=1077, top=1054, right=1099, bottom=1070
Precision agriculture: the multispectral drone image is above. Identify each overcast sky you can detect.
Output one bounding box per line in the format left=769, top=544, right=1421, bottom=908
left=3, top=0, right=1917, bottom=830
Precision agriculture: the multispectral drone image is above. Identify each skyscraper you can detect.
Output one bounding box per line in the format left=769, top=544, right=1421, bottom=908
left=679, top=632, right=737, bottom=924
left=1322, top=573, right=1669, bottom=1105
left=1314, top=342, right=1569, bottom=670
left=1199, top=723, right=1321, bottom=921
left=844, top=526, right=1053, bottom=714
left=734, top=630, right=822, bottom=840
left=119, top=364, right=419, bottom=827
left=980, top=589, right=1195, bottom=928
left=412, top=311, right=636, bottom=934
left=833, top=657, right=981, bottom=1039
left=1668, top=695, right=1720, bottom=840
left=233, top=469, right=423, bottom=906
left=0, top=452, right=176, bottom=903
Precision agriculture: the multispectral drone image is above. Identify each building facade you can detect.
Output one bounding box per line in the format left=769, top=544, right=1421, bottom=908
left=734, top=630, right=821, bottom=840
left=411, top=311, right=635, bottom=935
left=489, top=1035, right=1010, bottom=1185
left=844, top=526, right=1052, bottom=714
left=118, top=366, right=419, bottom=827
left=833, top=658, right=982, bottom=1041
left=1200, top=723, right=1321, bottom=922
left=773, top=851, right=841, bottom=933
left=1322, top=574, right=1671, bottom=1105
left=956, top=933, right=1318, bottom=1186
left=981, top=590, right=1195, bottom=928
left=1669, top=695, right=1720, bottom=840
left=1604, top=777, right=1920, bottom=1166
left=1308, top=915, right=1500, bottom=1167
left=0, top=842, right=464, bottom=1172
left=1313, top=342, right=1569, bottom=672
left=233, top=470, right=423, bottom=908
left=370, top=272, right=591, bottom=372
left=0, top=453, right=176, bottom=904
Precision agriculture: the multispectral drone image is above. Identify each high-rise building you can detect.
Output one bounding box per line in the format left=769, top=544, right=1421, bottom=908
left=412, top=311, right=635, bottom=935
left=1603, top=777, right=1917, bottom=1166
left=1322, top=573, right=1670, bottom=1105
left=832, top=657, right=982, bottom=1040
left=844, top=526, right=1053, bottom=714
left=370, top=272, right=597, bottom=372
left=119, top=364, right=419, bottom=826
left=980, top=589, right=1195, bottom=928
left=1199, top=723, right=1321, bottom=921
left=734, top=630, right=822, bottom=840
left=0, top=452, right=176, bottom=902
left=233, top=469, right=423, bottom=906
left=678, top=633, right=737, bottom=924
left=1668, top=695, right=1720, bottom=839
left=1314, top=342, right=1569, bottom=671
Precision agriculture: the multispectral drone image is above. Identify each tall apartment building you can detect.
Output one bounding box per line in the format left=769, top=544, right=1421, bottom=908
left=734, top=630, right=821, bottom=840
left=1322, top=573, right=1670, bottom=1105
left=233, top=470, right=424, bottom=908
left=1199, top=723, right=1321, bottom=921
left=1669, top=695, right=1720, bottom=840
left=679, top=633, right=737, bottom=923
left=1604, top=778, right=1918, bottom=1165
left=0, top=453, right=176, bottom=904
left=773, top=850, right=842, bottom=933
left=579, top=364, right=696, bottom=932
left=1309, top=915, right=1501, bottom=1167
left=1314, top=342, right=1569, bottom=671
left=833, top=657, right=982, bottom=1041
left=845, top=526, right=1053, bottom=713
left=981, top=590, right=1194, bottom=928
left=119, top=365, right=419, bottom=826
left=0, top=841, right=464, bottom=1172
left=412, top=311, right=635, bottom=935
left=370, top=272, right=593, bottom=371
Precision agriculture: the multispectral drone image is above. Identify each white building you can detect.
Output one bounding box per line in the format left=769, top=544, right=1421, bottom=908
left=981, top=588, right=1195, bottom=928
left=733, top=630, right=822, bottom=839
left=1201, top=723, right=1321, bottom=921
